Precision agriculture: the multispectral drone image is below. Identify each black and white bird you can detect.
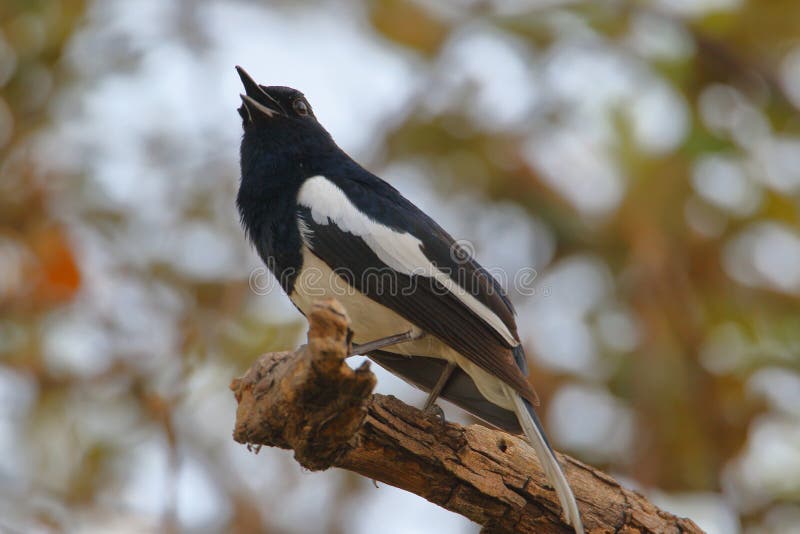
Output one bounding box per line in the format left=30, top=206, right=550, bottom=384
left=235, top=66, right=583, bottom=533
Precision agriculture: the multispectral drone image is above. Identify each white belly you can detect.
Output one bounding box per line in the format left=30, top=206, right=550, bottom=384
left=289, top=248, right=442, bottom=356
left=289, top=247, right=515, bottom=410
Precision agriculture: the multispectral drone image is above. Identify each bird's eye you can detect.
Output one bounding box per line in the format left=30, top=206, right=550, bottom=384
left=293, top=99, right=309, bottom=116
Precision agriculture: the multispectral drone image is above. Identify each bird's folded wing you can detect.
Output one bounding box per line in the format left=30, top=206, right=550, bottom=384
left=296, top=175, right=537, bottom=403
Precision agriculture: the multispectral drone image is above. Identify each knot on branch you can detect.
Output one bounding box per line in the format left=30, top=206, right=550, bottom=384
left=230, top=299, right=376, bottom=470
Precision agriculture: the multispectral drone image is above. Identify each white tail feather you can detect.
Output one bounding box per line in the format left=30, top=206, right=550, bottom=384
left=507, top=386, right=584, bottom=534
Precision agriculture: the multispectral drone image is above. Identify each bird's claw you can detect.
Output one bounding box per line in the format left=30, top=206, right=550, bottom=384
left=423, top=403, right=446, bottom=423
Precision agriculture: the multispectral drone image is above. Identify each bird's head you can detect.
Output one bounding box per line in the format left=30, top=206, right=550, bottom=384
left=236, top=66, right=334, bottom=167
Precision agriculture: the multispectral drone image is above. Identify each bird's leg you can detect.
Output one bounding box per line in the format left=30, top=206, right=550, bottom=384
left=422, top=361, right=456, bottom=420
left=348, top=329, right=425, bottom=357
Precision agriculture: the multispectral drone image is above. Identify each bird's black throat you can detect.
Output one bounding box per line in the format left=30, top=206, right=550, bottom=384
left=236, top=112, right=345, bottom=295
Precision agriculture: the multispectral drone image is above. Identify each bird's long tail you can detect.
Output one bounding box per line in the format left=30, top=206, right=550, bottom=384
left=507, top=386, right=584, bottom=534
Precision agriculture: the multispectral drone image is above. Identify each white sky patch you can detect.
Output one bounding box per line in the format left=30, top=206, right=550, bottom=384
left=691, top=155, right=762, bottom=216
left=651, top=0, right=743, bottom=18
left=723, top=222, right=800, bottom=295
left=626, top=80, right=689, bottom=154
left=524, top=128, right=625, bottom=217
left=431, top=25, right=539, bottom=130
left=650, top=491, right=740, bottom=534
left=780, top=45, right=800, bottom=111
left=0, top=369, right=36, bottom=483
left=625, top=12, right=695, bottom=62
left=549, top=384, right=634, bottom=462
left=517, top=256, right=613, bottom=374
left=523, top=38, right=683, bottom=216
left=539, top=38, right=688, bottom=159
left=698, top=84, right=770, bottom=149
left=725, top=415, right=800, bottom=512
left=595, top=308, right=640, bottom=353
left=748, top=367, right=800, bottom=418
left=751, top=136, right=800, bottom=193
left=347, top=482, right=474, bottom=534
left=542, top=42, right=635, bottom=112
left=751, top=224, right=800, bottom=293
left=176, top=455, right=231, bottom=531
left=161, top=222, right=242, bottom=281
left=699, top=322, right=750, bottom=375
left=42, top=309, right=114, bottom=377
left=118, top=436, right=172, bottom=518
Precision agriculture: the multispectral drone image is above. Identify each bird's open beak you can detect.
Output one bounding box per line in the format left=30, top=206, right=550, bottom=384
left=236, top=66, right=283, bottom=121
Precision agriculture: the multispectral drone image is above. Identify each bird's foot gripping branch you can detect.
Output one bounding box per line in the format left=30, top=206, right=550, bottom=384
left=229, top=299, right=703, bottom=534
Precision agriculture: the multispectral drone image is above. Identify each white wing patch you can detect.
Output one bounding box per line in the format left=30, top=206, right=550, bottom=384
left=297, top=175, right=519, bottom=347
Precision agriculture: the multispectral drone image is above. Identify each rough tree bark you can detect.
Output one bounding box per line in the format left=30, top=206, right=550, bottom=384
left=230, top=299, right=703, bottom=534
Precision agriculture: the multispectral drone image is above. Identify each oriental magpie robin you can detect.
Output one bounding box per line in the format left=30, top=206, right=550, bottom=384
left=235, top=66, right=583, bottom=533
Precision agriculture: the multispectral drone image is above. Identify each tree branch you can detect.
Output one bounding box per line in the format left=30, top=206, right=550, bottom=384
left=230, top=299, right=703, bottom=534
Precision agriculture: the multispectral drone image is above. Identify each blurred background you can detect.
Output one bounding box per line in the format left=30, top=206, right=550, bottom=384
left=1, top=0, right=799, bottom=532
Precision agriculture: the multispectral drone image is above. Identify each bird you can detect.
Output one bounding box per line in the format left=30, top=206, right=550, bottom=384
left=234, top=65, right=584, bottom=534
